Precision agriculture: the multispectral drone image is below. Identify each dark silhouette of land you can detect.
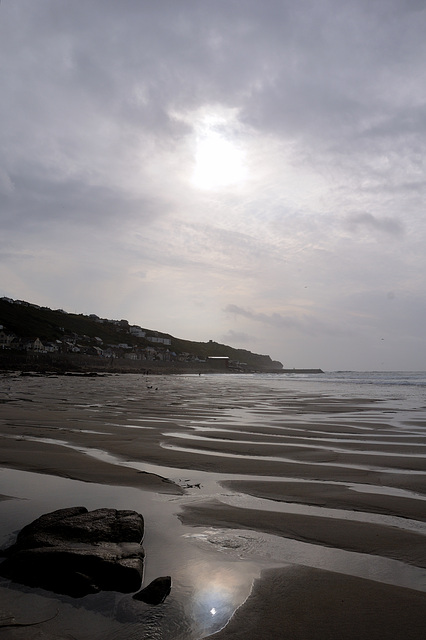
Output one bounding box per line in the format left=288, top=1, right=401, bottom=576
left=0, top=297, right=321, bottom=374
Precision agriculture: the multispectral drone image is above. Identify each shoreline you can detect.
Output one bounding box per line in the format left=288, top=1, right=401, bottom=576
left=0, top=354, right=321, bottom=375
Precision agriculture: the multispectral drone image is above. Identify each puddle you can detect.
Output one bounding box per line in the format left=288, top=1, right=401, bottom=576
left=0, top=467, right=260, bottom=639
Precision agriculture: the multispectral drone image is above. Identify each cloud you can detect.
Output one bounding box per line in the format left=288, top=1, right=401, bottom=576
left=220, top=330, right=257, bottom=345
left=1, top=0, right=426, bottom=369
left=224, top=304, right=350, bottom=337
left=344, top=213, right=405, bottom=236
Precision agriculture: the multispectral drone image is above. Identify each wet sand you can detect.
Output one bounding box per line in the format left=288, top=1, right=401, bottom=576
left=209, top=566, right=426, bottom=640
left=0, top=372, right=425, bottom=638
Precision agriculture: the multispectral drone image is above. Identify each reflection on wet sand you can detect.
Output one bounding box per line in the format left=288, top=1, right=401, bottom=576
left=0, top=467, right=260, bottom=639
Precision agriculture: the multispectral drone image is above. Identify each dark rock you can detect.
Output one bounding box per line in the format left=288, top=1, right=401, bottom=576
left=6, top=506, right=144, bottom=550
left=0, top=507, right=145, bottom=597
left=133, top=576, right=172, bottom=605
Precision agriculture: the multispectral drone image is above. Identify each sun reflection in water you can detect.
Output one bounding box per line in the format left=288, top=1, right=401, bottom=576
left=184, top=562, right=258, bottom=635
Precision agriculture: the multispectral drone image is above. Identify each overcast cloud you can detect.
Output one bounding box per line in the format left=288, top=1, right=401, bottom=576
left=1, top=0, right=425, bottom=370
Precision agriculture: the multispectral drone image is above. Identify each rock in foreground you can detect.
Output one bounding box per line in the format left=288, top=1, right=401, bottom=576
left=0, top=506, right=145, bottom=597
left=133, top=576, right=172, bottom=604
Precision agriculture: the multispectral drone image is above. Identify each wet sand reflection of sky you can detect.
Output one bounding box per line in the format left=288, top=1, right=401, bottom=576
left=0, top=467, right=259, bottom=639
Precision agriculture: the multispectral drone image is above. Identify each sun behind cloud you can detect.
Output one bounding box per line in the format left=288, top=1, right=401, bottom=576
left=187, top=109, right=247, bottom=190
left=192, top=130, right=246, bottom=189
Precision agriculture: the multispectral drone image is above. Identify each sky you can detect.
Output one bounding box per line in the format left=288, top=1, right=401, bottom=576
left=1, top=0, right=425, bottom=371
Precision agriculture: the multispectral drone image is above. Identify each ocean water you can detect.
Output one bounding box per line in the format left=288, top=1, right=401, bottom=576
left=260, top=369, right=426, bottom=392
left=256, top=370, right=426, bottom=413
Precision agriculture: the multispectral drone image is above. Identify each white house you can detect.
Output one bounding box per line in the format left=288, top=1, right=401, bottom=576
left=129, top=325, right=146, bottom=338
left=24, top=338, right=45, bottom=352
left=147, top=334, right=171, bottom=346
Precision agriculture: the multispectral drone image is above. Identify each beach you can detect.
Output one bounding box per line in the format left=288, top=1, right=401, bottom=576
left=0, top=371, right=425, bottom=638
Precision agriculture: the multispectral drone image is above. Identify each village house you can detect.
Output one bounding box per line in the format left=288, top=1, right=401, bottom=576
left=207, top=356, right=230, bottom=369
left=177, top=352, right=191, bottom=362
left=129, top=325, right=146, bottom=338
left=85, top=346, right=103, bottom=356
left=103, top=345, right=132, bottom=359
left=102, top=347, right=117, bottom=358
left=23, top=337, right=45, bottom=353
left=142, top=346, right=157, bottom=360
left=0, top=330, right=16, bottom=349
left=44, top=341, right=60, bottom=353
left=63, top=342, right=81, bottom=353
left=146, top=332, right=171, bottom=346
left=124, top=351, right=138, bottom=360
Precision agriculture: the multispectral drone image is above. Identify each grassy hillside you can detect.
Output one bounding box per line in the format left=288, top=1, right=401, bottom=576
left=0, top=298, right=282, bottom=370
left=0, top=299, right=142, bottom=345
left=170, top=336, right=280, bottom=368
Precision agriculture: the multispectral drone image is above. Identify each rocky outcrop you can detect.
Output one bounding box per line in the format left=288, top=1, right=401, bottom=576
left=133, top=576, right=172, bottom=605
left=0, top=507, right=145, bottom=597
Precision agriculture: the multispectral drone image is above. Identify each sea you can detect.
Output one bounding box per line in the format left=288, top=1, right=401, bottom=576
left=258, top=369, right=426, bottom=406
left=264, top=369, right=426, bottom=389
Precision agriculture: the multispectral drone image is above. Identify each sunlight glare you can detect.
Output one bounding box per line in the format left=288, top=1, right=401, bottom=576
left=192, top=128, right=246, bottom=190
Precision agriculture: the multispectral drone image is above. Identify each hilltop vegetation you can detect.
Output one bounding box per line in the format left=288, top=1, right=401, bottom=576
left=0, top=297, right=283, bottom=371
left=0, top=299, right=132, bottom=344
